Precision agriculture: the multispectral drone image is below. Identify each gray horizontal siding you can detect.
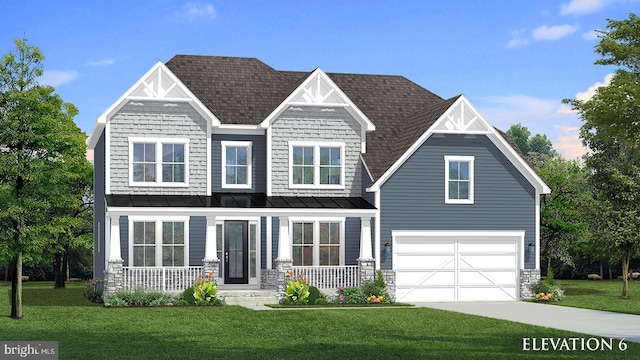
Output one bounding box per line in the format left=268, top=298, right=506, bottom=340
left=379, top=134, right=536, bottom=270
left=94, top=132, right=106, bottom=280
left=190, top=216, right=206, bottom=266
left=120, top=216, right=129, bottom=267
left=211, top=134, right=266, bottom=193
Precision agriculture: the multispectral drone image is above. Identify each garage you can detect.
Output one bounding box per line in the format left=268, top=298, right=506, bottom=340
left=393, top=231, right=524, bottom=302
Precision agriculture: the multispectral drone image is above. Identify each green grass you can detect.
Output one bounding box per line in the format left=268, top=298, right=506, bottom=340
left=0, top=282, right=638, bottom=359
left=550, top=279, right=640, bottom=315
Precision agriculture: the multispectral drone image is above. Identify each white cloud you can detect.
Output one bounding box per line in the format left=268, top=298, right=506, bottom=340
left=581, top=29, right=599, bottom=40
left=506, top=29, right=529, bottom=48
left=557, top=73, right=614, bottom=113
left=560, top=0, right=609, bottom=15
left=475, top=94, right=588, bottom=159
left=176, top=2, right=216, bottom=20
left=39, top=70, right=78, bottom=87
left=552, top=125, right=588, bottom=159
left=532, top=24, right=579, bottom=40
left=87, top=59, right=115, bottom=67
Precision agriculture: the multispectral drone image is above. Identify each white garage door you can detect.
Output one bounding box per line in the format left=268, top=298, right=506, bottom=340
left=393, top=231, right=523, bottom=302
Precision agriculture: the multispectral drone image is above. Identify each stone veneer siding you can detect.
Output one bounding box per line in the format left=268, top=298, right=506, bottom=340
left=519, top=268, right=541, bottom=300
left=109, top=101, right=209, bottom=195
left=270, top=106, right=362, bottom=197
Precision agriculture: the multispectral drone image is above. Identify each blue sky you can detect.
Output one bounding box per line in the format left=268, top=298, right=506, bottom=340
left=1, top=1, right=637, bottom=158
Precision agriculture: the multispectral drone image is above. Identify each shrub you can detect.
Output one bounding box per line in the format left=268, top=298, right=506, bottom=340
left=531, top=280, right=564, bottom=302
left=182, top=287, right=196, bottom=304
left=83, top=280, right=103, bottom=303
left=375, top=270, right=387, bottom=289
left=193, top=272, right=219, bottom=305
left=333, top=286, right=367, bottom=304
left=103, top=295, right=129, bottom=307
left=307, top=285, right=324, bottom=304
left=175, top=299, right=190, bottom=306
left=102, top=288, right=177, bottom=307
left=283, top=272, right=310, bottom=305
left=314, top=297, right=328, bottom=305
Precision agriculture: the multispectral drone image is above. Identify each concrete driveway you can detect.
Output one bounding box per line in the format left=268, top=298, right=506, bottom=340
left=417, top=301, right=640, bottom=344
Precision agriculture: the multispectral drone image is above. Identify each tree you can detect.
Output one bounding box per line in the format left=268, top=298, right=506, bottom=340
left=0, top=39, right=86, bottom=318
left=49, top=155, right=93, bottom=289
left=531, top=154, right=591, bottom=276
left=564, top=13, right=640, bottom=298
left=507, top=124, right=558, bottom=159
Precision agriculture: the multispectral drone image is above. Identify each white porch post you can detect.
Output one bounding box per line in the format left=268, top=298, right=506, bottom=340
left=358, top=217, right=374, bottom=261
left=357, top=216, right=375, bottom=285
left=105, top=215, right=124, bottom=296
left=203, top=216, right=220, bottom=280
left=109, top=215, right=122, bottom=261
left=276, top=216, right=292, bottom=261
left=274, top=216, right=293, bottom=294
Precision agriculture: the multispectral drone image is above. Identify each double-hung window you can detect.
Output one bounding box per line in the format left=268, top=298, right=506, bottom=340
left=221, top=141, right=252, bottom=188
left=291, top=219, right=343, bottom=266
left=129, top=138, right=189, bottom=186
left=130, top=218, right=188, bottom=267
left=289, top=142, right=344, bottom=188
left=444, top=156, right=474, bottom=204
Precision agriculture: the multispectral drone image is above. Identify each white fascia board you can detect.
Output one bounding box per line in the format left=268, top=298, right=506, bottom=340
left=106, top=206, right=377, bottom=218
left=391, top=229, right=526, bottom=238
left=213, top=124, right=265, bottom=135
left=87, top=61, right=221, bottom=149
left=367, top=95, right=551, bottom=194
left=259, top=68, right=376, bottom=132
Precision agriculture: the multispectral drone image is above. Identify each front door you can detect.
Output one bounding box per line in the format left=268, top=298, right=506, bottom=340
left=224, top=221, right=248, bottom=284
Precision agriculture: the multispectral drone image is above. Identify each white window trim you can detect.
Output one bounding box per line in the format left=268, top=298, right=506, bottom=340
left=288, top=141, right=345, bottom=190
left=444, top=155, right=474, bottom=204
left=128, top=137, right=190, bottom=187
left=221, top=141, right=252, bottom=189
left=290, top=217, right=345, bottom=266
left=128, top=216, right=190, bottom=267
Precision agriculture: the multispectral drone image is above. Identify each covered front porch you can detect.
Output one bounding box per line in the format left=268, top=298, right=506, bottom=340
left=103, top=193, right=379, bottom=295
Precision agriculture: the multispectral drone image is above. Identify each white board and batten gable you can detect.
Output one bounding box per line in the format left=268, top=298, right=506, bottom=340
left=368, top=95, right=551, bottom=194
left=87, top=61, right=220, bottom=149
left=260, top=67, right=375, bottom=153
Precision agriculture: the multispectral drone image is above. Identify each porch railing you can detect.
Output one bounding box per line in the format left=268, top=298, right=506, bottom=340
left=292, top=266, right=360, bottom=289
left=122, top=266, right=204, bottom=292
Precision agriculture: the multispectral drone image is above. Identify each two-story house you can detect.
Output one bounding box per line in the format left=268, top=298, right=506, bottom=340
left=87, top=55, right=550, bottom=302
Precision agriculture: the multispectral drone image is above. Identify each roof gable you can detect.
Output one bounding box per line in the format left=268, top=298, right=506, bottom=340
left=368, top=95, right=550, bottom=194
left=87, top=61, right=219, bottom=148
left=260, top=68, right=375, bottom=135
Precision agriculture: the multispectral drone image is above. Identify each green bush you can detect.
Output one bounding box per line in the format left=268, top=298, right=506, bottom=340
left=83, top=281, right=103, bottom=303
left=375, top=270, right=387, bottom=289
left=182, top=287, right=196, bottom=304
left=314, top=297, right=327, bottom=305
left=307, top=285, right=324, bottom=304
left=531, top=280, right=564, bottom=301
left=175, top=299, right=190, bottom=306
left=334, top=286, right=367, bottom=304
left=103, top=288, right=177, bottom=307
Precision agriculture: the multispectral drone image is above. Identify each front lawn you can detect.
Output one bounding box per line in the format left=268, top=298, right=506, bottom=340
left=0, top=282, right=638, bottom=359
left=549, top=279, right=640, bottom=315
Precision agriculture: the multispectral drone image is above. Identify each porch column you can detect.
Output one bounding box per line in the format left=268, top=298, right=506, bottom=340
left=105, top=215, right=124, bottom=296
left=275, top=216, right=293, bottom=294
left=203, top=216, right=221, bottom=280
left=357, top=216, right=375, bottom=285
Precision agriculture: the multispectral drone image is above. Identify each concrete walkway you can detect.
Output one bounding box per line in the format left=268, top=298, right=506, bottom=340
left=417, top=302, right=640, bottom=343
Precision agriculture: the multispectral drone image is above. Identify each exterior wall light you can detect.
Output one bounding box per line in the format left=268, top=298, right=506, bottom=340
left=384, top=242, right=391, bottom=254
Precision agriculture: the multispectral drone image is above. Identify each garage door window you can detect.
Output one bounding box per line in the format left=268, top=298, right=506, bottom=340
left=445, top=156, right=474, bottom=204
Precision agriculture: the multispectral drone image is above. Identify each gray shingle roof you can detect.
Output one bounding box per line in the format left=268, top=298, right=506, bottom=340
left=165, top=55, right=511, bottom=183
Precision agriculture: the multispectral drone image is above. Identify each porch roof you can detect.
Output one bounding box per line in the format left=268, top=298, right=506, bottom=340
left=106, top=193, right=376, bottom=210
